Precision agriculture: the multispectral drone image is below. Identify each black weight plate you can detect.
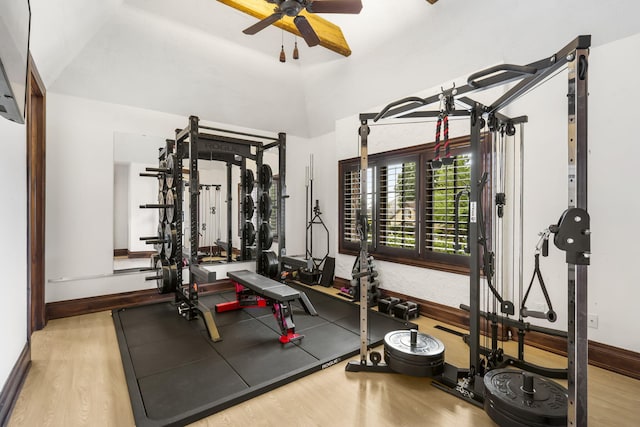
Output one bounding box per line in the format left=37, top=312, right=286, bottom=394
left=158, top=160, right=168, bottom=191
left=259, top=222, right=273, bottom=249
left=258, top=192, right=272, bottom=219
left=163, top=223, right=177, bottom=259
left=158, top=190, right=166, bottom=222
left=261, top=251, right=278, bottom=279
left=244, top=169, right=255, bottom=194
left=244, top=195, right=255, bottom=220
left=384, top=330, right=445, bottom=377
left=156, top=222, right=165, bottom=255
left=166, top=153, right=178, bottom=188
left=165, top=188, right=177, bottom=223
left=260, top=164, right=273, bottom=190
left=244, top=222, right=256, bottom=246
left=484, top=369, right=567, bottom=427
left=155, top=257, right=176, bottom=294
left=150, top=253, right=159, bottom=269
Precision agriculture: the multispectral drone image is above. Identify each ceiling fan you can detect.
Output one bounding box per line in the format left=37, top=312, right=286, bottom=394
left=241, top=0, right=362, bottom=48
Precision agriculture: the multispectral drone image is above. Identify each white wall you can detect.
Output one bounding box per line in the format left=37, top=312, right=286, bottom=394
left=585, top=33, right=640, bottom=351
left=0, top=118, right=27, bottom=386
left=45, top=93, right=310, bottom=302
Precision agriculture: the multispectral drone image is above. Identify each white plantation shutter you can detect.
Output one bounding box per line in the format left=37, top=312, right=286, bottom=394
left=379, top=161, right=417, bottom=249
left=425, top=155, right=471, bottom=254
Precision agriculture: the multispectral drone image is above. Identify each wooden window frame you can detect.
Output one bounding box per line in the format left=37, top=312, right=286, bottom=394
left=338, top=134, right=490, bottom=275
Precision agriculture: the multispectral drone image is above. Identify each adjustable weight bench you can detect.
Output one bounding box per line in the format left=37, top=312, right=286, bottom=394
left=216, top=270, right=318, bottom=343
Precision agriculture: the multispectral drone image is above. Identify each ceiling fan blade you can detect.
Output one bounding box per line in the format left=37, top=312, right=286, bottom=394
left=293, top=16, right=320, bottom=47
left=306, top=0, right=363, bottom=14
left=242, top=12, right=284, bottom=35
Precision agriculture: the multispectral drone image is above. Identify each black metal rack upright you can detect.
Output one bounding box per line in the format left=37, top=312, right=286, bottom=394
left=169, top=116, right=286, bottom=342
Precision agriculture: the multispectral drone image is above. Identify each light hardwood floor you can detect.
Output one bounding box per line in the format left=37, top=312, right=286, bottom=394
left=8, top=307, right=640, bottom=426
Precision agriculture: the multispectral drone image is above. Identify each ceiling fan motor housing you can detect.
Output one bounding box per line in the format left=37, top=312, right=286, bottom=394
left=278, top=0, right=308, bottom=16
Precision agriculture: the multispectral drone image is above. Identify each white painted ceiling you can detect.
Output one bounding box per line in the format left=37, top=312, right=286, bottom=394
left=28, top=0, right=640, bottom=138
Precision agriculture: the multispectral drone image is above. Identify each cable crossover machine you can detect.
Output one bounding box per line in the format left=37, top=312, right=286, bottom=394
left=346, top=35, right=591, bottom=427
left=138, top=115, right=287, bottom=342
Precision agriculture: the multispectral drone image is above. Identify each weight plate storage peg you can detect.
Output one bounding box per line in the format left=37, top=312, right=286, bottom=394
left=258, top=192, right=272, bottom=219
left=163, top=223, right=178, bottom=259
left=244, top=169, right=255, bottom=193
left=383, top=329, right=445, bottom=377
left=483, top=369, right=567, bottom=427
left=259, top=222, right=273, bottom=249
left=260, top=164, right=273, bottom=190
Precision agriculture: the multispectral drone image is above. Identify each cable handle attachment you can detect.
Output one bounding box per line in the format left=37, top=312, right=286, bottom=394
left=535, top=228, right=552, bottom=257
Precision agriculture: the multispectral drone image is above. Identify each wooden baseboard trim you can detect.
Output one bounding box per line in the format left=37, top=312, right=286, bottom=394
left=46, top=280, right=235, bottom=320
left=0, top=343, right=31, bottom=426
left=335, top=276, right=640, bottom=380
left=588, top=340, right=640, bottom=380
left=128, top=251, right=156, bottom=259
left=113, top=250, right=156, bottom=259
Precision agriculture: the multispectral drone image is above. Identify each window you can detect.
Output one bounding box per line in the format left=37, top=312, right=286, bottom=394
left=342, top=167, right=374, bottom=245
left=339, top=134, right=487, bottom=274
left=426, top=155, right=471, bottom=255
left=379, top=160, right=417, bottom=251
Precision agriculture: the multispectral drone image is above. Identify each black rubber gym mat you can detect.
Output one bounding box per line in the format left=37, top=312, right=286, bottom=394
left=113, top=283, right=416, bottom=427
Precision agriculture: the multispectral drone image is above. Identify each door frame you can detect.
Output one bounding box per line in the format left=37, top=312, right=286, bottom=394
left=27, top=53, right=46, bottom=335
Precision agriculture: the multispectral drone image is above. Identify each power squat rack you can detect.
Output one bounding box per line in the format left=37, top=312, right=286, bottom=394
left=143, top=115, right=287, bottom=342
left=350, top=35, right=591, bottom=426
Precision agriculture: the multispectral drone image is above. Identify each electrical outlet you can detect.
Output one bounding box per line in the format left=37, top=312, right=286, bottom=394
left=588, top=314, right=598, bottom=329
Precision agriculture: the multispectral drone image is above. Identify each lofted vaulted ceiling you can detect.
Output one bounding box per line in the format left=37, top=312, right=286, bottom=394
left=28, top=0, right=640, bottom=138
